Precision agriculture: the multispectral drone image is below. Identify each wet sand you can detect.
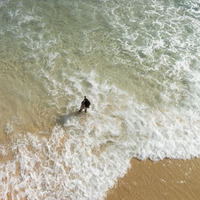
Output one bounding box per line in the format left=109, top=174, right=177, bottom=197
left=106, top=158, right=200, bottom=200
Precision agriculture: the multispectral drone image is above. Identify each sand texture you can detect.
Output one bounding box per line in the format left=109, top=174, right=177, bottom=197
left=106, top=158, right=200, bottom=200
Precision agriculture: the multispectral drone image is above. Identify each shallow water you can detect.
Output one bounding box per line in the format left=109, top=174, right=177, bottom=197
left=0, top=0, right=200, bottom=199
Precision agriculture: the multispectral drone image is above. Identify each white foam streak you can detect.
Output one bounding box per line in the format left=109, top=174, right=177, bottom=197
left=1, top=67, right=200, bottom=199
left=1, top=0, right=200, bottom=199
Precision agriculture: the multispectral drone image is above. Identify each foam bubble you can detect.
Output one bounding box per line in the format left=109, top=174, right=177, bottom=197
left=5, top=122, right=14, bottom=135
left=0, top=127, right=131, bottom=199
left=1, top=69, right=200, bottom=199
left=1, top=0, right=200, bottom=199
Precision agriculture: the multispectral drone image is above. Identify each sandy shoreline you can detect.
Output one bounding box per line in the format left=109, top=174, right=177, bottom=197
left=105, top=158, right=200, bottom=200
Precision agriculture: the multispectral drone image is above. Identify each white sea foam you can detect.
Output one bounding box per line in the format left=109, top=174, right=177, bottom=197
left=0, top=127, right=131, bottom=200
left=1, top=70, right=200, bottom=199
left=1, top=0, right=200, bottom=199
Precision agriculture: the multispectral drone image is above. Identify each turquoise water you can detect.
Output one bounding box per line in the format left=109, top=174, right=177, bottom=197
left=0, top=0, right=200, bottom=199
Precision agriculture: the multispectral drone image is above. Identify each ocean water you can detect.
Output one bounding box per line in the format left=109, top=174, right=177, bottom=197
left=0, top=0, right=200, bottom=199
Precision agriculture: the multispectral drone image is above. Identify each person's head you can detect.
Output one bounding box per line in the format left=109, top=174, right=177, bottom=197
left=84, top=96, right=86, bottom=99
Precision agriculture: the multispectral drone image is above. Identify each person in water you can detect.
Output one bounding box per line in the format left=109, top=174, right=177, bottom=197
left=79, top=96, right=91, bottom=113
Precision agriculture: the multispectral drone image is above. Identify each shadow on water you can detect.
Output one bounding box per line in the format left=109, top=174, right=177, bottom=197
left=56, top=111, right=80, bottom=126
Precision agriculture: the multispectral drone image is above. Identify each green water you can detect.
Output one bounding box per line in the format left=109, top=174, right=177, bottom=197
left=0, top=0, right=200, bottom=199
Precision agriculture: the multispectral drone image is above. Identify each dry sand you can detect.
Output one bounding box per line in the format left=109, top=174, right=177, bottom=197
left=106, top=158, right=200, bottom=200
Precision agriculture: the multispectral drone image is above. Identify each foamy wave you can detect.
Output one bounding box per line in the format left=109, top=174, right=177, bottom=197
left=1, top=70, right=200, bottom=199
left=1, top=0, right=200, bottom=199
left=0, top=127, right=130, bottom=200
left=101, top=0, right=200, bottom=107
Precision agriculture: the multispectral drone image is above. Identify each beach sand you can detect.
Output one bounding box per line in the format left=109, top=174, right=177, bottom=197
left=106, top=158, right=200, bottom=200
